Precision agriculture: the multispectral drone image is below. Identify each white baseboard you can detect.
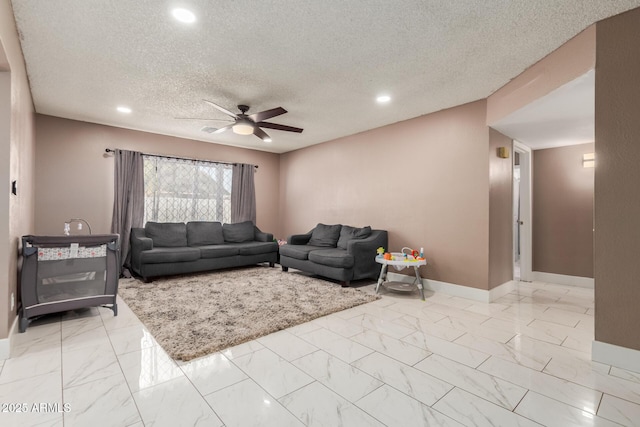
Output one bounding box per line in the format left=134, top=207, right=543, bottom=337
left=593, top=340, right=640, bottom=374
left=0, top=315, right=19, bottom=360
left=532, top=271, right=594, bottom=288
left=386, top=272, right=514, bottom=303
left=489, top=280, right=517, bottom=301
left=0, top=338, right=8, bottom=360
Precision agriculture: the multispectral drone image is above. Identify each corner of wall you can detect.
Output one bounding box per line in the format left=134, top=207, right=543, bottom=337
left=488, top=128, right=514, bottom=289
left=594, top=6, right=640, bottom=353
left=486, top=25, right=596, bottom=125
left=1, top=0, right=37, bottom=341
left=593, top=340, right=640, bottom=374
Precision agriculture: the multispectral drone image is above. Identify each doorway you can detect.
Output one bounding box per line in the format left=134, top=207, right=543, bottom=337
left=513, top=154, right=521, bottom=280
left=513, top=141, right=532, bottom=282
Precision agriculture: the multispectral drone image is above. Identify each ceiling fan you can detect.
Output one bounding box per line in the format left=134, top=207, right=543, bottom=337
left=195, top=100, right=303, bottom=143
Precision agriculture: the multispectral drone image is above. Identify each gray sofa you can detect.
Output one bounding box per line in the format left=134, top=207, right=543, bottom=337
left=130, top=221, right=278, bottom=281
left=279, top=223, right=388, bottom=287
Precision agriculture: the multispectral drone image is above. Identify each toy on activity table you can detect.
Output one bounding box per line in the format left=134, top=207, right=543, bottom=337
left=377, top=247, right=393, bottom=260
left=401, top=247, right=425, bottom=261
left=377, top=246, right=425, bottom=261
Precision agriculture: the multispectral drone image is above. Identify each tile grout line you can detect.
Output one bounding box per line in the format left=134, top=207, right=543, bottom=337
left=18, top=278, right=634, bottom=426
left=59, top=319, right=66, bottom=427
left=177, top=361, right=227, bottom=425
left=228, top=352, right=311, bottom=427
left=102, top=307, right=145, bottom=426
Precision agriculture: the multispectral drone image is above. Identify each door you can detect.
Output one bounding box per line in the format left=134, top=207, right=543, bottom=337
left=514, top=141, right=532, bottom=282
left=513, top=159, right=521, bottom=280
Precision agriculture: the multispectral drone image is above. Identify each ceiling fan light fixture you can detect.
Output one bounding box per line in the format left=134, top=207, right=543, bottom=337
left=197, top=101, right=303, bottom=142
left=232, top=122, right=254, bottom=135
left=172, top=8, right=196, bottom=23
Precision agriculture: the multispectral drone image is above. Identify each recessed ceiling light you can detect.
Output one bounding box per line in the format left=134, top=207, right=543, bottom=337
left=116, top=106, right=132, bottom=114
left=376, top=95, right=391, bottom=104
left=263, top=137, right=272, bottom=143
left=172, top=8, right=196, bottom=23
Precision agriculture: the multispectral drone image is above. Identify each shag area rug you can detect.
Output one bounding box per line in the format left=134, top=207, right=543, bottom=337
left=118, top=267, right=379, bottom=361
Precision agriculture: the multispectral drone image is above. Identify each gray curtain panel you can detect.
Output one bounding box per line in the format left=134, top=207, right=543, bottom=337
left=231, top=163, right=256, bottom=224
left=110, top=149, right=145, bottom=274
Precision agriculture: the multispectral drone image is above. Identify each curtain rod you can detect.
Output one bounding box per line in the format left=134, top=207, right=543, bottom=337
left=104, top=148, right=258, bottom=169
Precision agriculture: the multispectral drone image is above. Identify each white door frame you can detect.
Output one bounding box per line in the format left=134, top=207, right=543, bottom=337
left=514, top=141, right=533, bottom=282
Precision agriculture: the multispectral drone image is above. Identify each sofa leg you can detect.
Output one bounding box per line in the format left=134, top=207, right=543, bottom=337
left=269, top=262, right=275, bottom=268
left=142, top=276, right=153, bottom=283
left=282, top=266, right=289, bottom=272
left=341, top=281, right=350, bottom=287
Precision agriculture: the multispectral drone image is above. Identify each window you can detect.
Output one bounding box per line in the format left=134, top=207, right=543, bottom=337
left=143, top=155, right=232, bottom=224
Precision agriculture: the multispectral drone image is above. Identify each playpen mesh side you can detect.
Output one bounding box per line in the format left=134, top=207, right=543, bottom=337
left=35, top=246, right=109, bottom=303
left=21, top=235, right=120, bottom=309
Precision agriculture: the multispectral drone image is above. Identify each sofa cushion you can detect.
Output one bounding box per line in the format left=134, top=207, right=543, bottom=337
left=308, top=249, right=355, bottom=269
left=187, top=221, right=224, bottom=246
left=226, top=241, right=279, bottom=256
left=223, top=221, right=255, bottom=243
left=279, top=244, right=326, bottom=260
left=308, top=223, right=342, bottom=247
left=145, top=222, right=187, bottom=247
left=198, top=245, right=239, bottom=259
left=140, top=247, right=200, bottom=264
left=337, top=225, right=372, bottom=249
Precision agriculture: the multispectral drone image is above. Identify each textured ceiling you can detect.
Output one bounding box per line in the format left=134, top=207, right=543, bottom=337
left=492, top=70, right=595, bottom=150
left=11, top=1, right=640, bottom=153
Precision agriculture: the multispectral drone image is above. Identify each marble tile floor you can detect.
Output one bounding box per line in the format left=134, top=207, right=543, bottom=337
left=1, top=278, right=639, bottom=426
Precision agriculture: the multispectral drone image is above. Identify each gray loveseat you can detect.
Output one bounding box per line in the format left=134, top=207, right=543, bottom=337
left=279, top=223, right=388, bottom=287
left=130, top=221, right=278, bottom=281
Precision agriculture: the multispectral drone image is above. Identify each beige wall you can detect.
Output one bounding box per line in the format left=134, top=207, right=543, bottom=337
left=595, top=8, right=640, bottom=351
left=488, top=129, right=513, bottom=289
left=0, top=0, right=36, bottom=340
left=485, top=20, right=599, bottom=288
left=532, top=143, right=594, bottom=278
left=38, top=101, right=510, bottom=292
left=34, top=115, right=281, bottom=237
left=486, top=26, right=596, bottom=125
left=280, top=100, right=492, bottom=290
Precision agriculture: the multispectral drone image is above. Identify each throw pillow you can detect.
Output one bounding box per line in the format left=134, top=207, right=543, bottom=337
left=222, top=221, right=255, bottom=243
left=186, top=221, right=224, bottom=246
left=145, top=222, right=188, bottom=247
left=308, top=223, right=342, bottom=247
left=337, top=225, right=372, bottom=249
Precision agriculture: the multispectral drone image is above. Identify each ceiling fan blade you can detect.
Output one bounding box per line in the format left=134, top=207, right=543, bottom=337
left=175, top=117, right=231, bottom=122
left=253, top=126, right=272, bottom=142
left=257, top=121, right=304, bottom=133
left=249, top=107, right=287, bottom=122
left=213, top=124, right=234, bottom=134
left=203, top=100, right=239, bottom=119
